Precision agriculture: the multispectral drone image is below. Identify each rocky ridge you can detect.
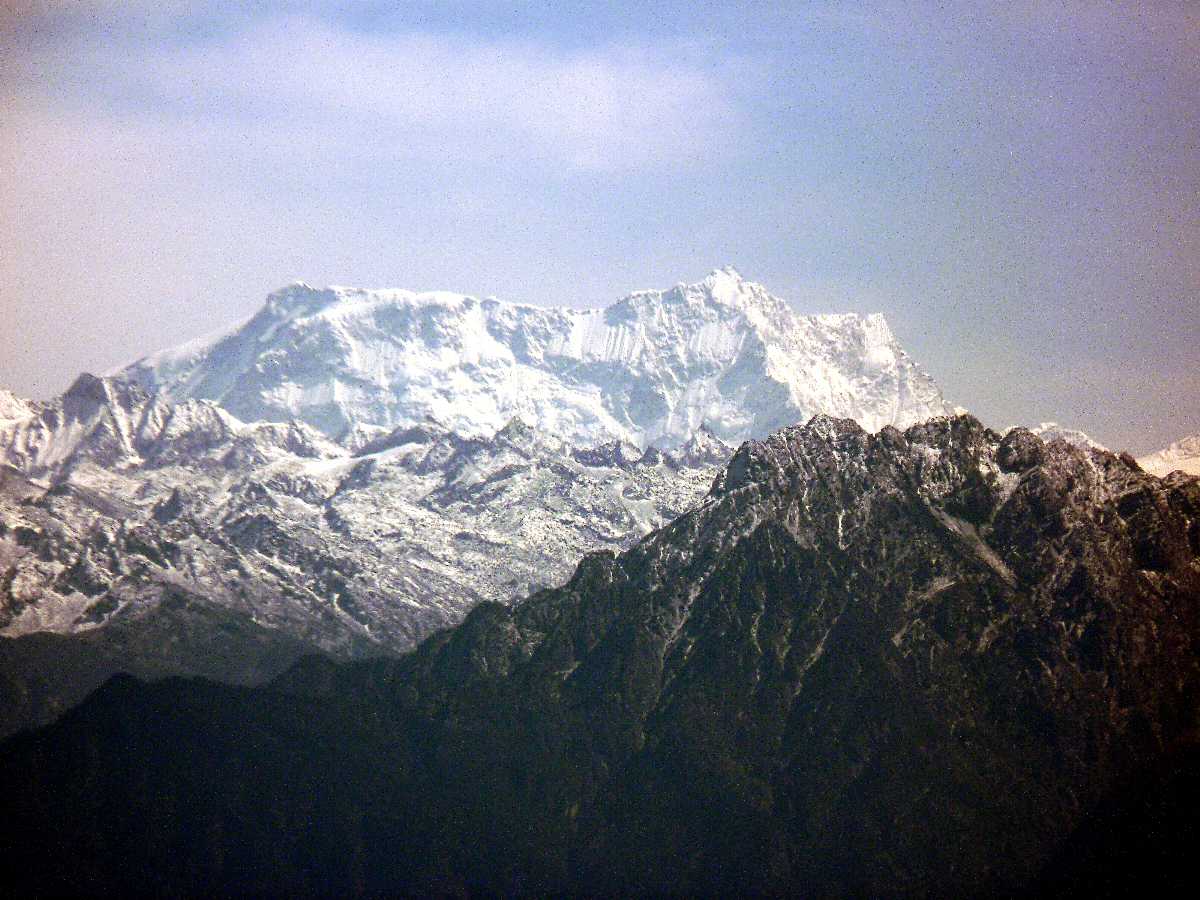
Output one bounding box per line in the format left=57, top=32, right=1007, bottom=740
left=1018, top=420, right=1107, bottom=451
left=2, top=415, right=1197, bottom=895
left=0, top=373, right=726, bottom=734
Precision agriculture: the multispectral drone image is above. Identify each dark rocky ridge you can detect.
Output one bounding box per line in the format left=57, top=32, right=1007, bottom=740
left=1, top=414, right=1198, bottom=896
left=0, top=590, right=311, bottom=738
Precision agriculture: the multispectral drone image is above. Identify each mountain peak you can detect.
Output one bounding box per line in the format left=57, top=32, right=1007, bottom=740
left=1008, top=422, right=1107, bottom=452
left=63, top=371, right=108, bottom=402
left=703, top=264, right=744, bottom=284
left=115, top=272, right=952, bottom=447
left=670, top=422, right=733, bottom=468
left=265, top=281, right=318, bottom=302
left=1138, top=432, right=1200, bottom=477
left=495, top=416, right=537, bottom=445
left=262, top=281, right=339, bottom=319
left=682, top=265, right=772, bottom=310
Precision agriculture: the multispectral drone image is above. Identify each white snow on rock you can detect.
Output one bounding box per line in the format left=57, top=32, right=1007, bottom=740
left=1138, top=434, right=1200, bottom=477
left=0, top=405, right=726, bottom=653
left=0, top=266, right=953, bottom=660
left=0, top=389, right=38, bottom=423
left=0, top=373, right=337, bottom=479
left=1009, top=422, right=1108, bottom=452
left=117, top=267, right=952, bottom=448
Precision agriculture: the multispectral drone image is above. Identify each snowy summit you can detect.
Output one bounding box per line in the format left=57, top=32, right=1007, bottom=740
left=117, top=268, right=952, bottom=449
left=1138, top=434, right=1200, bottom=477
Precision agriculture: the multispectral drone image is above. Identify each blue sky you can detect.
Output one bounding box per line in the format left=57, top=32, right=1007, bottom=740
left=1, top=1, right=1197, bottom=453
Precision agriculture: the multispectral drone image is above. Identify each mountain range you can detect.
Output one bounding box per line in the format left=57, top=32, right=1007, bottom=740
left=2, top=265, right=1199, bottom=894
left=2, top=414, right=1196, bottom=895
left=0, top=268, right=952, bottom=735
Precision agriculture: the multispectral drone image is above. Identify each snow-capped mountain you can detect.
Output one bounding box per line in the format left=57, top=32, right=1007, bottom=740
left=1009, top=421, right=1107, bottom=451
left=0, top=389, right=38, bottom=423
left=0, top=375, right=726, bottom=734
left=1138, top=434, right=1200, bottom=477
left=0, top=372, right=335, bottom=478
left=0, top=267, right=951, bottom=733
left=117, top=267, right=952, bottom=448
left=0, top=388, right=725, bottom=635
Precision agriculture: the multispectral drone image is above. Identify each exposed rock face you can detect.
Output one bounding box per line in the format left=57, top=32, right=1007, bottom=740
left=0, top=400, right=721, bottom=648
left=0, top=392, right=724, bottom=735
left=1014, top=420, right=1108, bottom=451
left=0, top=373, right=332, bottom=479
left=2, top=415, right=1196, bottom=895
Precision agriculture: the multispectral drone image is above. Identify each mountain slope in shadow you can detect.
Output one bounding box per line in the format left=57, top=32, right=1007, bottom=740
left=2, top=415, right=1198, bottom=896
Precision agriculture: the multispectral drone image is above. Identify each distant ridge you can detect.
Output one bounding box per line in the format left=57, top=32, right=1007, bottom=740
left=1139, top=433, right=1200, bottom=477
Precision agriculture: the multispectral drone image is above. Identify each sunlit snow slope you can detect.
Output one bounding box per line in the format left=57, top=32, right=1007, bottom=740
left=1139, top=434, right=1200, bottom=477
left=1007, top=422, right=1107, bottom=452
left=117, top=267, right=951, bottom=447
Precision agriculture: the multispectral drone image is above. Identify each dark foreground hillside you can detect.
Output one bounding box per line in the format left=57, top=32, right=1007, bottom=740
left=2, top=415, right=1199, bottom=896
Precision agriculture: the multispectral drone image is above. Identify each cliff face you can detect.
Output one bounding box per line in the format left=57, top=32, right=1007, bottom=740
left=2, top=415, right=1198, bottom=896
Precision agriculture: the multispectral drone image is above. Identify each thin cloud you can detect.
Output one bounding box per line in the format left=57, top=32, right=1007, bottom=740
left=14, top=14, right=750, bottom=172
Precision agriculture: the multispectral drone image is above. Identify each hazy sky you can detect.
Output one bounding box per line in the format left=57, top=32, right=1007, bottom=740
left=2, top=1, right=1196, bottom=454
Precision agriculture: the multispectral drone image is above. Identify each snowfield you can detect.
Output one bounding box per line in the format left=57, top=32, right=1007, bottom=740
left=118, top=267, right=952, bottom=448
